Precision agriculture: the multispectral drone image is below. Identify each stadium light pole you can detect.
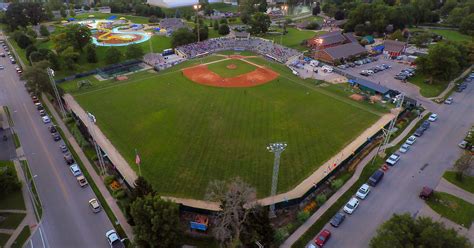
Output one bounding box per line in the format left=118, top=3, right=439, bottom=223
left=87, top=112, right=107, bottom=177
left=267, top=142, right=287, bottom=218
left=47, top=68, right=67, bottom=119
left=194, top=4, right=202, bottom=42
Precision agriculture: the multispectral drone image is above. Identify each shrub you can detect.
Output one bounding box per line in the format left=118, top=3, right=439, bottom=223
left=316, top=194, right=327, bottom=206
left=305, top=21, right=320, bottom=30
left=104, top=175, right=116, bottom=185
left=274, top=227, right=289, bottom=243
left=331, top=179, right=344, bottom=190
left=297, top=210, right=310, bottom=223
left=113, top=189, right=127, bottom=199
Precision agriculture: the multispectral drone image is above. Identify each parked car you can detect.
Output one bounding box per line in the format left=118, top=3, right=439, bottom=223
left=330, top=212, right=346, bottom=227
left=399, top=143, right=410, bottom=153
left=106, top=230, right=125, bottom=248
left=343, top=198, right=360, bottom=214
left=444, top=97, right=453, bottom=105
left=42, top=116, right=51, bottom=124
left=314, top=229, right=331, bottom=247
left=428, top=113, right=438, bottom=122
left=69, top=164, right=82, bottom=177
left=406, top=135, right=417, bottom=145
left=77, top=175, right=88, bottom=187
left=64, top=153, right=75, bottom=165
left=356, top=184, right=371, bottom=199
left=385, top=153, right=401, bottom=166
left=49, top=125, right=57, bottom=133
left=39, top=110, right=46, bottom=117
left=52, top=133, right=61, bottom=141
left=89, top=198, right=101, bottom=213
left=414, top=127, right=425, bottom=137
left=458, top=140, right=470, bottom=149
left=421, top=121, right=430, bottom=131
left=419, top=186, right=433, bottom=200
left=368, top=169, right=384, bottom=187
left=60, top=144, right=68, bottom=153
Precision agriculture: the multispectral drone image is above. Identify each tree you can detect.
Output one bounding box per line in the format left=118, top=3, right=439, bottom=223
left=85, top=44, right=97, bottom=63
left=416, top=42, right=462, bottom=82
left=132, top=176, right=155, bottom=199
left=453, top=153, right=474, bottom=181
left=23, top=60, right=52, bottom=95
left=313, top=4, right=321, bottom=16
left=447, top=7, right=469, bottom=27
left=370, top=213, right=471, bottom=248
left=389, top=29, right=405, bottom=41
left=29, top=51, right=45, bottom=63
left=16, top=33, right=33, bottom=49
left=334, top=10, right=345, bottom=20
left=39, top=25, right=50, bottom=37
left=249, top=12, right=271, bottom=34
left=213, top=19, right=219, bottom=31
left=218, top=24, right=230, bottom=35
left=5, top=3, right=45, bottom=30
left=171, top=28, right=196, bottom=48
left=305, top=21, right=320, bottom=30
left=0, top=164, right=21, bottom=195
left=26, top=28, right=37, bottom=39
left=105, top=47, right=122, bottom=64
left=241, top=205, right=275, bottom=247
left=126, top=44, right=145, bottom=60
left=205, top=178, right=257, bottom=247
left=47, top=52, right=60, bottom=70
left=193, top=24, right=209, bottom=41
left=25, top=45, right=38, bottom=60
left=62, top=46, right=80, bottom=70
left=130, top=194, right=180, bottom=248
left=412, top=31, right=432, bottom=48
left=460, top=13, right=474, bottom=35
left=60, top=7, right=67, bottom=18
left=52, top=24, right=91, bottom=52
left=69, top=7, right=76, bottom=17
left=257, top=0, right=267, bottom=12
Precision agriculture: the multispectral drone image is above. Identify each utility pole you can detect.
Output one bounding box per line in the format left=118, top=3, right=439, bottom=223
left=267, top=142, right=287, bottom=218
left=87, top=112, right=107, bottom=177
left=378, top=94, right=404, bottom=156
left=47, top=68, right=67, bottom=119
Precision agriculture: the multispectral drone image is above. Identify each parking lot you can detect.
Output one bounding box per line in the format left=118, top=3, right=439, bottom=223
left=338, top=57, right=424, bottom=99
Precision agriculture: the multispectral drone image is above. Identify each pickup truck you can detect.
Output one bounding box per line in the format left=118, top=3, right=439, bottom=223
left=106, top=230, right=125, bottom=248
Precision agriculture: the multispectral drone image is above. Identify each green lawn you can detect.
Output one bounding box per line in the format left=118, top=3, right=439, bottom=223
left=0, top=213, right=26, bottom=229
left=260, top=28, right=324, bottom=51
left=409, top=73, right=448, bottom=98
left=0, top=161, right=25, bottom=210
left=0, top=233, right=10, bottom=247
left=207, top=59, right=257, bottom=77
left=410, top=28, right=472, bottom=43
left=427, top=191, right=474, bottom=228
left=443, top=171, right=474, bottom=194
left=71, top=56, right=380, bottom=199
left=10, top=225, right=30, bottom=248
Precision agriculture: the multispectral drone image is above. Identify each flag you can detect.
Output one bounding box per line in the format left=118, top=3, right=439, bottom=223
left=135, top=149, right=141, bottom=166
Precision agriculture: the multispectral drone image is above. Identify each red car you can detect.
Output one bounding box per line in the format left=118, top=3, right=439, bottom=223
left=314, top=229, right=331, bottom=247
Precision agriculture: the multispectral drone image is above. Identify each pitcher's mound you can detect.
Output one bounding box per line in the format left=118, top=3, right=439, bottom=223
left=227, top=64, right=237, bottom=70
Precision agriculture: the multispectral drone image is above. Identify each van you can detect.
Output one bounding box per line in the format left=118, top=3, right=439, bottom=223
left=309, top=60, right=319, bottom=67
left=368, top=169, right=384, bottom=187
left=291, top=70, right=299, bottom=76
left=322, top=65, right=333, bottom=73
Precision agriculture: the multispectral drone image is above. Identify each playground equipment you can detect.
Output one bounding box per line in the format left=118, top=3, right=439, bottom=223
left=190, top=215, right=209, bottom=232
left=78, top=19, right=151, bottom=46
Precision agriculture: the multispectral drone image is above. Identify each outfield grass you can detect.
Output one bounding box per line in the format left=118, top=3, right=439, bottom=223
left=260, top=28, right=324, bottom=51
left=427, top=191, right=474, bottom=228
left=71, top=57, right=380, bottom=199
left=443, top=171, right=474, bottom=194
left=0, top=213, right=26, bottom=229
left=207, top=59, right=257, bottom=77
left=409, top=73, right=448, bottom=98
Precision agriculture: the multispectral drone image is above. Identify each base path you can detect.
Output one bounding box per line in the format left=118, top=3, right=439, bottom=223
left=182, top=65, right=279, bottom=88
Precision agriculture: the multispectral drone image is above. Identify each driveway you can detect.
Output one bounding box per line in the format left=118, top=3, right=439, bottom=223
left=0, top=34, right=114, bottom=247
left=308, top=80, right=474, bottom=247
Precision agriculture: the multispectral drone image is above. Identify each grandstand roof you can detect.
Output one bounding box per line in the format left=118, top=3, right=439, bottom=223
left=324, top=42, right=367, bottom=60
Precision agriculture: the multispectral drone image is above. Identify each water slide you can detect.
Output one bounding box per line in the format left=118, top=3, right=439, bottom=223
left=96, top=22, right=134, bottom=41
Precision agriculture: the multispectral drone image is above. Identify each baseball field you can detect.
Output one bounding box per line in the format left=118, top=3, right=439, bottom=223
left=66, top=53, right=383, bottom=199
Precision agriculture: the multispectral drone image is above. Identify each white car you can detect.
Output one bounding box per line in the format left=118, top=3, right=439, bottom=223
left=322, top=65, right=333, bottom=73
left=406, top=135, right=417, bottom=145
left=42, top=116, right=51, bottom=124
left=106, top=230, right=125, bottom=248
left=69, top=164, right=82, bottom=177
left=399, top=143, right=410, bottom=153
left=89, top=198, right=101, bottom=213
left=343, top=197, right=360, bottom=214
left=356, top=184, right=371, bottom=199
left=385, top=153, right=401, bottom=166
left=428, top=113, right=438, bottom=122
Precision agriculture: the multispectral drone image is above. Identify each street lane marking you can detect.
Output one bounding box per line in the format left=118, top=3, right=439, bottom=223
left=22, top=103, right=70, bottom=200
left=39, top=226, right=46, bottom=248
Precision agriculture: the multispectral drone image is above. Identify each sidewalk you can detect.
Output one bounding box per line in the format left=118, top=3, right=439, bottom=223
left=281, top=110, right=426, bottom=247
left=42, top=95, right=134, bottom=240
left=436, top=177, right=474, bottom=205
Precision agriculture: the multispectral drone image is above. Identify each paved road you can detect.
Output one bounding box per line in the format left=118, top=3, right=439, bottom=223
left=0, top=36, right=114, bottom=247
left=310, top=79, right=474, bottom=247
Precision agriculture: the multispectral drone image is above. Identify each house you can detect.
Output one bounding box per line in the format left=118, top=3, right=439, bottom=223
left=147, top=0, right=224, bottom=8
left=383, top=40, right=407, bottom=57
left=231, top=31, right=250, bottom=40
left=309, top=32, right=367, bottom=64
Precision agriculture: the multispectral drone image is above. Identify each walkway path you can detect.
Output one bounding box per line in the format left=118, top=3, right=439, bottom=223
left=43, top=95, right=134, bottom=240
left=436, top=177, right=474, bottom=205
left=281, top=111, right=428, bottom=247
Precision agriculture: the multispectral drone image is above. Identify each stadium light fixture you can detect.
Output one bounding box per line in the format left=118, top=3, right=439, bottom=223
left=267, top=142, right=287, bottom=218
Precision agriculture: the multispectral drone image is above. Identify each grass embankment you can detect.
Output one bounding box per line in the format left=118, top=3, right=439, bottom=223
left=69, top=56, right=380, bottom=199
left=292, top=113, right=426, bottom=247
left=20, top=160, right=42, bottom=219
left=426, top=191, right=474, bottom=228
left=443, top=171, right=474, bottom=194
left=10, top=225, right=31, bottom=248
left=409, top=74, right=448, bottom=98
